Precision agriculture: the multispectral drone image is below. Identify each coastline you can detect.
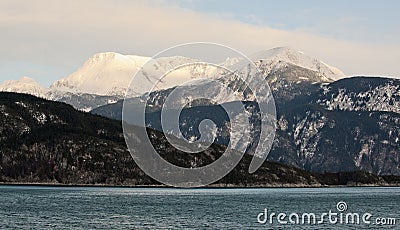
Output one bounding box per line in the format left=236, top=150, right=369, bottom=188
left=1, top=181, right=399, bottom=189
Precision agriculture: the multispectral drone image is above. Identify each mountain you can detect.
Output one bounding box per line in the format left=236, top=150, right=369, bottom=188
left=0, top=52, right=225, bottom=111
left=2, top=49, right=399, bottom=184
left=0, top=77, right=48, bottom=98
left=50, top=52, right=219, bottom=98
left=92, top=76, right=400, bottom=176
left=1, top=47, right=346, bottom=112
left=250, top=47, right=345, bottom=81
left=91, top=47, right=345, bottom=118
left=4, top=92, right=397, bottom=186
left=50, top=52, right=150, bottom=97
left=90, top=47, right=348, bottom=118
left=0, top=76, right=120, bottom=112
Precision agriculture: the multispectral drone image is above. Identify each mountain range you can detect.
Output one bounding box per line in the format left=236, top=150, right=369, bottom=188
left=1, top=92, right=398, bottom=186
left=93, top=76, right=400, bottom=175
left=1, top=47, right=400, bottom=181
left=0, top=47, right=344, bottom=111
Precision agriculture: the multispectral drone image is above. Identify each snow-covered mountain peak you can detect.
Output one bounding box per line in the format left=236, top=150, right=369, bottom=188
left=50, top=52, right=215, bottom=97
left=3, top=48, right=347, bottom=103
left=250, top=47, right=346, bottom=81
left=87, top=52, right=150, bottom=67
left=0, top=76, right=47, bottom=98
left=250, top=47, right=316, bottom=64
left=252, top=47, right=300, bottom=60
left=50, top=52, right=153, bottom=97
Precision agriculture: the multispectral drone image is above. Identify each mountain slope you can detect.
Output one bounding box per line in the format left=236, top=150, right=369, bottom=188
left=92, top=76, right=400, bottom=176
left=272, top=104, right=400, bottom=175
left=1, top=92, right=397, bottom=186
left=316, top=77, right=400, bottom=113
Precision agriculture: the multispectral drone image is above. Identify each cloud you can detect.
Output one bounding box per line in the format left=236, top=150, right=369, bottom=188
left=0, top=0, right=398, bottom=85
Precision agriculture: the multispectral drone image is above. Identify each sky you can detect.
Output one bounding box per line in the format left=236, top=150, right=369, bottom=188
left=0, top=0, right=399, bottom=86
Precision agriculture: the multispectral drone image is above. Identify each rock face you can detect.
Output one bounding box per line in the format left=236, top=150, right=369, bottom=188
left=315, top=77, right=400, bottom=113
left=92, top=75, right=400, bottom=176
left=2, top=92, right=399, bottom=186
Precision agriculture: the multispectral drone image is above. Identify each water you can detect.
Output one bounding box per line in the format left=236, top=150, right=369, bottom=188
left=0, top=186, right=398, bottom=229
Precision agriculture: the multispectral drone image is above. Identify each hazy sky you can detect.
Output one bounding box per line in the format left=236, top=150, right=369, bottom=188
left=1, top=0, right=399, bottom=86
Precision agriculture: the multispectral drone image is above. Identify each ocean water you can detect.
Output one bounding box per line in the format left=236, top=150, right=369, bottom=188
left=0, top=186, right=398, bottom=229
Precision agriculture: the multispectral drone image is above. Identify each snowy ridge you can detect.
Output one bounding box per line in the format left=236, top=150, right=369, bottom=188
left=1, top=47, right=348, bottom=110
left=50, top=52, right=219, bottom=97
left=250, top=47, right=346, bottom=81
left=0, top=77, right=48, bottom=98
left=2, top=48, right=346, bottom=99
left=50, top=52, right=152, bottom=97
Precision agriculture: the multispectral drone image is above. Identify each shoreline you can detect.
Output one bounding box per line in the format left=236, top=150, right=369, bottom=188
left=1, top=182, right=399, bottom=189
